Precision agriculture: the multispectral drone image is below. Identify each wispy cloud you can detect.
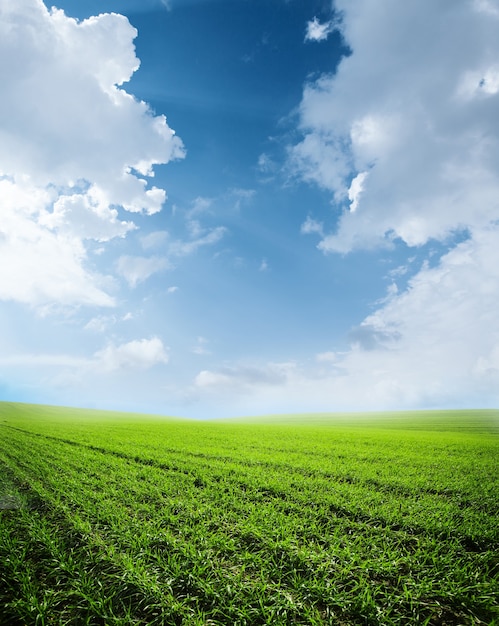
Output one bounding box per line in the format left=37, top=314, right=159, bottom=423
left=304, top=17, right=337, bottom=42
left=191, top=337, right=211, bottom=356
left=300, top=216, right=324, bottom=237
left=187, top=197, right=213, bottom=218
left=229, top=188, right=256, bottom=211
left=116, top=255, right=171, bottom=288
left=195, top=362, right=295, bottom=393
left=168, top=226, right=227, bottom=257
left=0, top=336, right=169, bottom=373
left=140, top=230, right=169, bottom=251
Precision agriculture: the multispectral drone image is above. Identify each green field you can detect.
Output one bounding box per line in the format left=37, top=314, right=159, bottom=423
left=0, top=402, right=498, bottom=625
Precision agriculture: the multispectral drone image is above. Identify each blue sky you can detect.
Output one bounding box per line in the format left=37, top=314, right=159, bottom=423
left=1, top=0, right=499, bottom=417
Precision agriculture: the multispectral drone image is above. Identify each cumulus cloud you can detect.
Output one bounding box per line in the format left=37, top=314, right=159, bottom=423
left=39, top=191, right=136, bottom=241
left=0, top=179, right=115, bottom=308
left=0, top=0, right=184, bottom=308
left=192, top=227, right=499, bottom=413
left=316, top=226, right=499, bottom=409
left=291, top=0, right=499, bottom=252
left=274, top=0, right=499, bottom=411
left=95, top=337, right=169, bottom=371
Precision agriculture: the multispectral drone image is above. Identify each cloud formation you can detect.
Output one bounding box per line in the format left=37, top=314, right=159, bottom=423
left=305, top=17, right=337, bottom=43
left=116, top=255, right=171, bottom=288
left=187, top=0, right=499, bottom=417
left=95, top=337, right=169, bottom=372
left=195, top=362, right=295, bottom=394
left=192, top=225, right=499, bottom=413
left=284, top=0, right=499, bottom=411
left=292, top=0, right=499, bottom=251
left=0, top=336, right=169, bottom=379
left=0, top=0, right=184, bottom=308
left=168, top=224, right=227, bottom=257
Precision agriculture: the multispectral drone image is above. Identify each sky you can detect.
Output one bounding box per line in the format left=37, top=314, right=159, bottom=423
left=1, top=0, right=499, bottom=418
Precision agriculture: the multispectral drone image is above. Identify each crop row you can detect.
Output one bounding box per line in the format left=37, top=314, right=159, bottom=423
left=1, top=418, right=498, bottom=625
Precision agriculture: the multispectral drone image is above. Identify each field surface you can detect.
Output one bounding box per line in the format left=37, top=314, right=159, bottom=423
left=0, top=402, right=498, bottom=625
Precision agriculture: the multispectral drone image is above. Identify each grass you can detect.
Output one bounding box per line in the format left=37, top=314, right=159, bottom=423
left=0, top=402, right=498, bottom=625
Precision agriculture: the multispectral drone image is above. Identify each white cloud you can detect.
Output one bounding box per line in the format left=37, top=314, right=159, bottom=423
left=0, top=179, right=115, bottom=308
left=0, top=335, right=169, bottom=375
left=264, top=0, right=499, bottom=413
left=84, top=311, right=133, bottom=332
left=196, top=225, right=499, bottom=414
left=257, top=153, right=276, bottom=173
left=188, top=197, right=213, bottom=217
left=0, top=0, right=184, bottom=308
left=300, top=216, right=324, bottom=236
left=116, top=255, right=171, bottom=287
left=84, top=314, right=117, bottom=333
left=140, top=230, right=169, bottom=250
left=0, top=331, right=171, bottom=415
left=195, top=370, right=232, bottom=388
left=305, top=17, right=337, bottom=43
left=315, top=351, right=337, bottom=363
left=95, top=337, right=169, bottom=371
left=184, top=2, right=499, bottom=416
left=195, top=362, right=296, bottom=394
left=229, top=188, right=256, bottom=211
left=0, top=3, right=184, bottom=191
left=348, top=171, right=368, bottom=213
left=40, top=192, right=136, bottom=241
left=290, top=0, right=499, bottom=252
left=169, top=225, right=227, bottom=257
left=328, top=226, right=499, bottom=408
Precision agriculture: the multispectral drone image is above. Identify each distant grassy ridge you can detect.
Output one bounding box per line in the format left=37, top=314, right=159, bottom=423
left=0, top=401, right=188, bottom=424
left=1, top=401, right=498, bottom=433
left=1, top=402, right=498, bottom=624
left=225, top=408, right=499, bottom=434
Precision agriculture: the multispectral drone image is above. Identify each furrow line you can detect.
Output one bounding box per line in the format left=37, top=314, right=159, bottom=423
left=4, top=424, right=490, bottom=512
